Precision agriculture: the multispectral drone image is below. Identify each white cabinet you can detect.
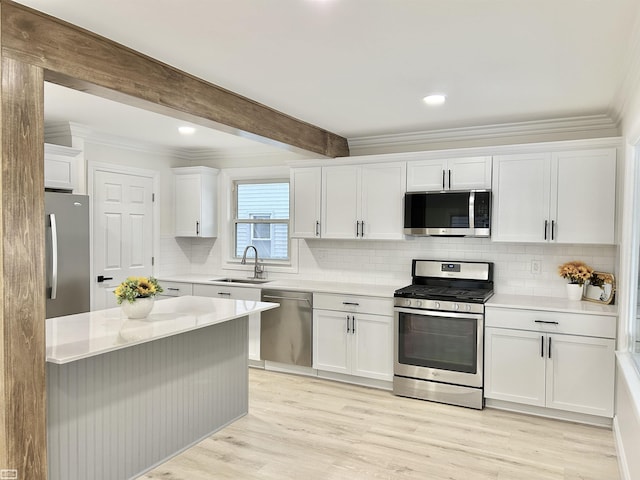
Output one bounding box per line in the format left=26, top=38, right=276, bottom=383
left=484, top=306, right=616, bottom=418
left=492, top=148, right=616, bottom=244
left=321, top=162, right=406, bottom=240
left=290, top=166, right=322, bottom=238
left=44, top=143, right=82, bottom=191
left=192, top=283, right=262, bottom=362
left=172, top=167, right=219, bottom=238
left=157, top=281, right=193, bottom=298
left=406, top=156, right=491, bottom=192
left=313, top=293, right=393, bottom=381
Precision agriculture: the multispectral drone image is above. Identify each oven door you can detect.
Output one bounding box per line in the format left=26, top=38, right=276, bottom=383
left=394, top=307, right=483, bottom=388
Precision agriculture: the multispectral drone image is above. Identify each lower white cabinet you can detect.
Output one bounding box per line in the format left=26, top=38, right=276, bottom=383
left=192, top=283, right=262, bottom=362
left=313, top=293, right=393, bottom=381
left=484, top=307, right=616, bottom=418
left=157, top=281, right=193, bottom=298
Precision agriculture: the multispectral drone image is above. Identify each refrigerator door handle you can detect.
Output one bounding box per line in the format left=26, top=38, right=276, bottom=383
left=50, top=213, right=59, bottom=300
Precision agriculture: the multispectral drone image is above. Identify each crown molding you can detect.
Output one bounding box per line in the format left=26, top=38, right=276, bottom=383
left=348, top=115, right=620, bottom=155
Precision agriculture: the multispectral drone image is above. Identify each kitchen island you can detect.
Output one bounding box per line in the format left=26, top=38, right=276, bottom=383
left=46, top=295, right=278, bottom=480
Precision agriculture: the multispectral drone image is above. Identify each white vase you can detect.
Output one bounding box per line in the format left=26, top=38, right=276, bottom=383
left=121, top=297, right=155, bottom=319
left=566, top=283, right=583, bottom=301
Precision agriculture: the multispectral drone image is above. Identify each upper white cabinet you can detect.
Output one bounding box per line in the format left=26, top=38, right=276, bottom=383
left=172, top=166, right=219, bottom=238
left=406, top=156, right=492, bottom=192
left=290, top=166, right=322, bottom=238
left=492, top=148, right=616, bottom=244
left=321, top=162, right=406, bottom=240
left=44, top=143, right=82, bottom=191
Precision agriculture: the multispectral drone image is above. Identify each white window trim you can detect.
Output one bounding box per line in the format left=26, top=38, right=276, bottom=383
left=249, top=214, right=273, bottom=242
left=220, top=166, right=299, bottom=275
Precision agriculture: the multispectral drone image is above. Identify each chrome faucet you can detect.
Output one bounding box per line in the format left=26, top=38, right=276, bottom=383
left=241, top=245, right=264, bottom=279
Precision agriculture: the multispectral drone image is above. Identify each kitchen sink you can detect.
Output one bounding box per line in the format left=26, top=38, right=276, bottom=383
left=209, top=278, right=271, bottom=285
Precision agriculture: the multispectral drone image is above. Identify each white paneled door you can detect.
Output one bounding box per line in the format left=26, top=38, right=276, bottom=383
left=93, top=169, right=154, bottom=310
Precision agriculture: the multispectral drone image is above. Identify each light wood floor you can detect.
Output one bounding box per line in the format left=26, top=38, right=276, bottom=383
left=141, top=369, right=619, bottom=480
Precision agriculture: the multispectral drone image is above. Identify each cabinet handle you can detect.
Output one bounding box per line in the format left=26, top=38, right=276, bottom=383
left=352, top=315, right=356, bottom=334
left=218, top=292, right=231, bottom=296
left=551, top=220, right=555, bottom=241
left=442, top=170, right=446, bottom=190
left=196, top=221, right=200, bottom=236
left=548, top=336, right=552, bottom=358
left=361, top=221, right=365, bottom=237
left=315, top=221, right=320, bottom=237
left=167, top=287, right=180, bottom=291
left=534, top=320, right=559, bottom=325
left=544, top=220, right=548, bottom=240
left=342, top=302, right=360, bottom=306
left=448, top=169, right=452, bottom=189
left=541, top=336, right=544, bottom=358
left=346, top=315, right=351, bottom=333
left=356, top=221, right=360, bottom=237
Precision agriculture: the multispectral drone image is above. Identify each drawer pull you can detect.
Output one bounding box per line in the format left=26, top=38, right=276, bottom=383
left=218, top=292, right=231, bottom=296
left=534, top=320, right=559, bottom=325
left=167, top=287, right=180, bottom=291
left=342, top=302, right=360, bottom=306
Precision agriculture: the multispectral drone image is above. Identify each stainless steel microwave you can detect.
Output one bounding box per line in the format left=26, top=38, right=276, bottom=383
left=403, top=190, right=491, bottom=237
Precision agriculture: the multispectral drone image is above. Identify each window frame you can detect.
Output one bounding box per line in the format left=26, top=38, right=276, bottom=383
left=221, top=167, right=298, bottom=275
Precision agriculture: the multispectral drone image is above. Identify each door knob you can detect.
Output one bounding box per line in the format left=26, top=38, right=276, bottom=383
left=97, top=275, right=114, bottom=283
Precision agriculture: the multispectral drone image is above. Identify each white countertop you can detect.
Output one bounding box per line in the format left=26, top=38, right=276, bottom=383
left=487, top=293, right=618, bottom=316
left=159, top=274, right=402, bottom=298
left=46, top=296, right=279, bottom=365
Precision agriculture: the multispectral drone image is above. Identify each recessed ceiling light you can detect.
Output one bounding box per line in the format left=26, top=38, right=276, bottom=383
left=423, top=94, right=447, bottom=106
left=178, top=126, right=196, bottom=135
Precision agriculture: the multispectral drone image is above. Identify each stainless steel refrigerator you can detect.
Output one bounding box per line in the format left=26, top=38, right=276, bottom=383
left=45, top=191, right=90, bottom=318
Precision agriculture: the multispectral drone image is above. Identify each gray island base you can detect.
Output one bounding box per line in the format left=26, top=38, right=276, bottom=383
left=46, top=296, right=278, bottom=480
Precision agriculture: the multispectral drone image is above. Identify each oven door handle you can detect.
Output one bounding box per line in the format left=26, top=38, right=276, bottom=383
left=394, top=307, right=484, bottom=321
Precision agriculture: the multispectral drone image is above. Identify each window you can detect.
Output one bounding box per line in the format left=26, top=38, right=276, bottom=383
left=234, top=181, right=289, bottom=261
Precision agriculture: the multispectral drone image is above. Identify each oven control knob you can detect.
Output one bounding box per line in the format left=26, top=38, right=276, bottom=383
left=454, top=303, right=460, bottom=310
left=405, top=299, right=412, bottom=307
left=435, top=302, right=440, bottom=309
left=416, top=300, right=423, bottom=307
left=466, top=304, right=472, bottom=311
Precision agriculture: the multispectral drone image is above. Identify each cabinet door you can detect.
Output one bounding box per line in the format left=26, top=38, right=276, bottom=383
left=313, top=309, right=350, bottom=374
left=351, top=313, right=393, bottom=381
left=545, top=334, right=615, bottom=417
left=360, top=162, right=406, bottom=240
left=322, top=165, right=359, bottom=239
left=552, top=149, right=616, bottom=245
left=448, top=156, right=492, bottom=190
left=484, top=328, right=546, bottom=406
left=290, top=167, right=322, bottom=238
left=406, top=159, right=448, bottom=192
left=174, top=175, right=202, bottom=237
left=491, top=153, right=552, bottom=242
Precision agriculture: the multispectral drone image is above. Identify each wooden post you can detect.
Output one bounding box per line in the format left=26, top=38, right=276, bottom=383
left=0, top=55, right=47, bottom=478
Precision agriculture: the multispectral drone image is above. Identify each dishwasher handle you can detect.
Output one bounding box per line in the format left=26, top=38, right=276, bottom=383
left=262, top=294, right=312, bottom=306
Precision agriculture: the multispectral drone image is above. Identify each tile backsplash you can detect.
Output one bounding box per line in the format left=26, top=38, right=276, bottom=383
left=160, top=234, right=617, bottom=298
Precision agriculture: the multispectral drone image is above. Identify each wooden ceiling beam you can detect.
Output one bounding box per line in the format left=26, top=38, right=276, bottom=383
left=1, top=1, right=349, bottom=158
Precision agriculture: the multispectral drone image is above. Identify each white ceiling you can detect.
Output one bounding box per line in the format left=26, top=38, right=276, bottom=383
left=16, top=0, right=640, bottom=155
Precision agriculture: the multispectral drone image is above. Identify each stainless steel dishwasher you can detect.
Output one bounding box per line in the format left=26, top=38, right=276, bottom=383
left=260, top=289, right=313, bottom=367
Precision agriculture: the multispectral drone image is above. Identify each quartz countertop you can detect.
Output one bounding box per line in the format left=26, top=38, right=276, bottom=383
left=158, top=274, right=402, bottom=298
left=46, top=296, right=279, bottom=364
left=487, top=293, right=618, bottom=316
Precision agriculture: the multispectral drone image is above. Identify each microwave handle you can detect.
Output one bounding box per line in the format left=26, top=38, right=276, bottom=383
left=468, top=191, right=475, bottom=231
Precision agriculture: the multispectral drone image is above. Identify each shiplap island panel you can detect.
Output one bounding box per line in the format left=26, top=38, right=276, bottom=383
left=46, top=296, right=278, bottom=480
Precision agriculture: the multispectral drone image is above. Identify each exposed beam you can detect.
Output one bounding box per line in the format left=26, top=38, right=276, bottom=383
left=1, top=1, right=349, bottom=158
left=0, top=54, right=47, bottom=478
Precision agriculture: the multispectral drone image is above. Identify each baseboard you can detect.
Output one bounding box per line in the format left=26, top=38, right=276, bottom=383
left=316, top=370, right=393, bottom=391
left=485, top=399, right=612, bottom=427
left=613, top=415, right=631, bottom=480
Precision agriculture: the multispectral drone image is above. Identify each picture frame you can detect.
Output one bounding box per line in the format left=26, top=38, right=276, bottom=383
left=582, top=272, right=616, bottom=305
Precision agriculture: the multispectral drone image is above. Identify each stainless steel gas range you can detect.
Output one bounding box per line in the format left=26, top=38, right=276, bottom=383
left=393, top=259, right=494, bottom=410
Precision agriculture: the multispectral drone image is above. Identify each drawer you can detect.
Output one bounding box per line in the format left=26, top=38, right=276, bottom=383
left=159, top=281, right=193, bottom=297
left=485, top=306, right=616, bottom=339
left=313, top=293, right=393, bottom=315
left=193, top=283, right=260, bottom=301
